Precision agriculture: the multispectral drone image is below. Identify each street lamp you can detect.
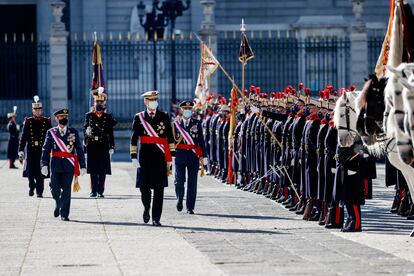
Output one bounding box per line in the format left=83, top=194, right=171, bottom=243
left=137, top=0, right=191, bottom=112
left=137, top=1, right=166, bottom=90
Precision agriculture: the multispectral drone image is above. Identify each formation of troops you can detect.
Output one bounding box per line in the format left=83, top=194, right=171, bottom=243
left=4, top=82, right=413, bottom=229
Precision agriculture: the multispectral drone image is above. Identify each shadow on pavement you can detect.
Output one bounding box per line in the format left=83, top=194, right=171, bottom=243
left=196, top=213, right=292, bottom=221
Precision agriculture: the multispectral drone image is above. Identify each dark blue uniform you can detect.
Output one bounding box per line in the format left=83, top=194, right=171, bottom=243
left=7, top=121, right=19, bottom=165
left=83, top=112, right=117, bottom=196
left=173, top=117, right=206, bottom=212
left=19, top=116, right=52, bottom=196
left=41, top=126, right=86, bottom=219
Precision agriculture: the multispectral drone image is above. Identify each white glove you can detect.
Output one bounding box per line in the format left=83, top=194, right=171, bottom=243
left=109, top=149, right=114, bottom=155
left=18, top=151, right=24, bottom=159
left=251, top=106, right=260, bottom=114
left=167, top=162, right=173, bottom=171
left=203, top=157, right=208, bottom=166
left=41, top=166, right=48, bottom=176
left=85, top=126, right=92, bottom=136
left=81, top=168, right=87, bottom=176
left=132, top=159, right=140, bottom=168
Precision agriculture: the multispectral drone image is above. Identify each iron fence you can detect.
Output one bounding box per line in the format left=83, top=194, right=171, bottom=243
left=368, top=36, right=384, bottom=74
left=0, top=33, right=385, bottom=130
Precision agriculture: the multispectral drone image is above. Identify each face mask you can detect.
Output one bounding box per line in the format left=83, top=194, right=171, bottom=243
left=285, top=107, right=291, bottom=114
left=95, top=104, right=105, bottom=111
left=302, top=107, right=310, bottom=117
left=183, top=110, right=192, bottom=118
left=325, top=113, right=331, bottom=121
left=292, top=104, right=299, bottom=113
left=317, top=111, right=324, bottom=120
left=59, top=118, right=68, bottom=126
left=148, top=100, right=158, bottom=110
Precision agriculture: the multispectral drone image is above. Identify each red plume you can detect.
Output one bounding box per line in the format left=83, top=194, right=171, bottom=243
left=250, top=85, right=255, bottom=92
left=349, top=84, right=356, bottom=91
left=326, top=85, right=334, bottom=91
left=290, top=88, right=296, bottom=95
left=324, top=89, right=331, bottom=100
left=255, top=87, right=261, bottom=95
left=333, top=90, right=338, bottom=97
left=298, top=82, right=304, bottom=90
left=304, top=88, right=311, bottom=96
left=319, top=91, right=324, bottom=99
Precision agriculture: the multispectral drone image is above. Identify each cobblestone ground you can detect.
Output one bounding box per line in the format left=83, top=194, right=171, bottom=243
left=0, top=160, right=413, bottom=276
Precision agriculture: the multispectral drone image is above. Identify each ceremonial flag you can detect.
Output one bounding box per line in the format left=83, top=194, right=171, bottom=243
left=91, top=38, right=106, bottom=95
left=239, top=32, right=254, bottom=64
left=227, top=86, right=238, bottom=184
left=195, top=43, right=219, bottom=102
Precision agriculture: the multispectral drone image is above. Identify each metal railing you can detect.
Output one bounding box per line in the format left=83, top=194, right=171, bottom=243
left=0, top=32, right=385, bottom=130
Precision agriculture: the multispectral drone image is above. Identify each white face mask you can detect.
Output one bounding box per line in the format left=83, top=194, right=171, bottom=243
left=182, top=110, right=192, bottom=118
left=147, top=100, right=158, bottom=110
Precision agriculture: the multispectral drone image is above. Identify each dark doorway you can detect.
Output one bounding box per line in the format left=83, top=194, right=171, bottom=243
left=0, top=5, right=37, bottom=99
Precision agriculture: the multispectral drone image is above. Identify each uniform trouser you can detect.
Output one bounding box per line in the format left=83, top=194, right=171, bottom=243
left=29, top=175, right=44, bottom=195
left=175, top=151, right=199, bottom=211
left=50, top=172, right=73, bottom=218
left=90, top=173, right=106, bottom=194
left=140, top=186, right=164, bottom=222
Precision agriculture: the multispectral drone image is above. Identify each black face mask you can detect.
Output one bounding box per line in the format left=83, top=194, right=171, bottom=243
left=317, top=111, right=324, bottom=120
left=95, top=104, right=105, bottom=111
left=59, top=118, right=68, bottom=126
left=325, top=113, right=330, bottom=121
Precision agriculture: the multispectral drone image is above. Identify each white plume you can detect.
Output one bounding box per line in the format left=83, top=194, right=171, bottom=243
left=98, top=87, right=105, bottom=95
left=13, top=106, right=17, bottom=112
left=33, top=95, right=39, bottom=103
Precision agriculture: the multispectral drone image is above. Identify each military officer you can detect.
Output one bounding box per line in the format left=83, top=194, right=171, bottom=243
left=7, top=107, right=19, bottom=169
left=173, top=100, right=207, bottom=214
left=130, top=91, right=175, bottom=226
left=41, top=108, right=86, bottom=221
left=18, top=96, right=52, bottom=197
left=83, top=89, right=117, bottom=198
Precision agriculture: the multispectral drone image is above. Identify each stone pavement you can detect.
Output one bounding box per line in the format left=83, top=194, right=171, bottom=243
left=0, top=160, right=414, bottom=276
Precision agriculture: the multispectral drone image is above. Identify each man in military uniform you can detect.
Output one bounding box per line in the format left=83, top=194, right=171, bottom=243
left=83, top=89, right=117, bottom=198
left=41, top=108, right=86, bottom=221
left=173, top=100, right=207, bottom=214
left=18, top=96, right=52, bottom=197
left=130, top=91, right=175, bottom=226
left=7, top=107, right=19, bottom=169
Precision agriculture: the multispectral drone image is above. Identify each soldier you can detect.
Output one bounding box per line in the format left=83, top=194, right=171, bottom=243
left=41, top=108, right=86, bottom=221
left=130, top=91, right=175, bottom=226
left=18, top=96, right=52, bottom=197
left=83, top=89, right=117, bottom=198
left=173, top=100, right=207, bottom=214
left=7, top=107, right=19, bottom=169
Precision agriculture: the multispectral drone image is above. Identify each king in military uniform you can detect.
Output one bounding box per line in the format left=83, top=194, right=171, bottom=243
left=83, top=88, right=117, bottom=198
left=130, top=91, right=175, bottom=226
left=172, top=100, right=207, bottom=214
left=41, top=108, right=86, bottom=221
left=18, top=96, right=52, bottom=197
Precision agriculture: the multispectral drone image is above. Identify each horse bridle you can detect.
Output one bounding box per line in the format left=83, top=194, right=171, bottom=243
left=337, top=98, right=358, bottom=136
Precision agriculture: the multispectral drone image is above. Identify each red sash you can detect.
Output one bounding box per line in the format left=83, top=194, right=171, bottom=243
left=174, top=120, right=202, bottom=158
left=51, top=152, right=80, bottom=177
left=140, top=136, right=172, bottom=162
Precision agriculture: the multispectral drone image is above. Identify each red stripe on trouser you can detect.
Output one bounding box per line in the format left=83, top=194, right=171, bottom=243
left=353, top=204, right=361, bottom=230
left=284, top=187, right=289, bottom=198
left=335, top=206, right=341, bottom=225
left=364, top=179, right=369, bottom=197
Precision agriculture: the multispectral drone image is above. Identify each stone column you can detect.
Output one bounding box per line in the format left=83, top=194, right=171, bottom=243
left=49, top=1, right=69, bottom=112
left=199, top=0, right=218, bottom=92
left=350, top=0, right=368, bottom=90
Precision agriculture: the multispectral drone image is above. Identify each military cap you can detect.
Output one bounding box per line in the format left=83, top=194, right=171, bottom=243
left=141, top=90, right=159, bottom=100
left=90, top=86, right=107, bottom=101
left=32, top=95, right=42, bottom=109
left=53, top=108, right=69, bottom=116
left=180, top=100, right=194, bottom=109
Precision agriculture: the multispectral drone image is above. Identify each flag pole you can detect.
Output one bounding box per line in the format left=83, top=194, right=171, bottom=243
left=241, top=19, right=246, bottom=94
left=193, top=33, right=283, bottom=149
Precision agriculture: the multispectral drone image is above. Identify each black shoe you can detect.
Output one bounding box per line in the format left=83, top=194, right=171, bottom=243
left=89, top=192, right=97, bottom=198
left=152, top=220, right=162, bottom=227
left=176, top=200, right=183, bottom=212
left=29, top=189, right=34, bottom=197
left=37, top=194, right=43, bottom=198
left=61, top=217, right=70, bottom=221
left=187, top=210, right=195, bottom=215
left=143, top=210, right=150, bottom=224
left=325, top=223, right=342, bottom=229
left=98, top=194, right=104, bottom=198
left=54, top=208, right=59, bottom=218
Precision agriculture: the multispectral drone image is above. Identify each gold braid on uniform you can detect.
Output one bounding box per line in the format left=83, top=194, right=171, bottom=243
left=171, top=122, right=184, bottom=146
